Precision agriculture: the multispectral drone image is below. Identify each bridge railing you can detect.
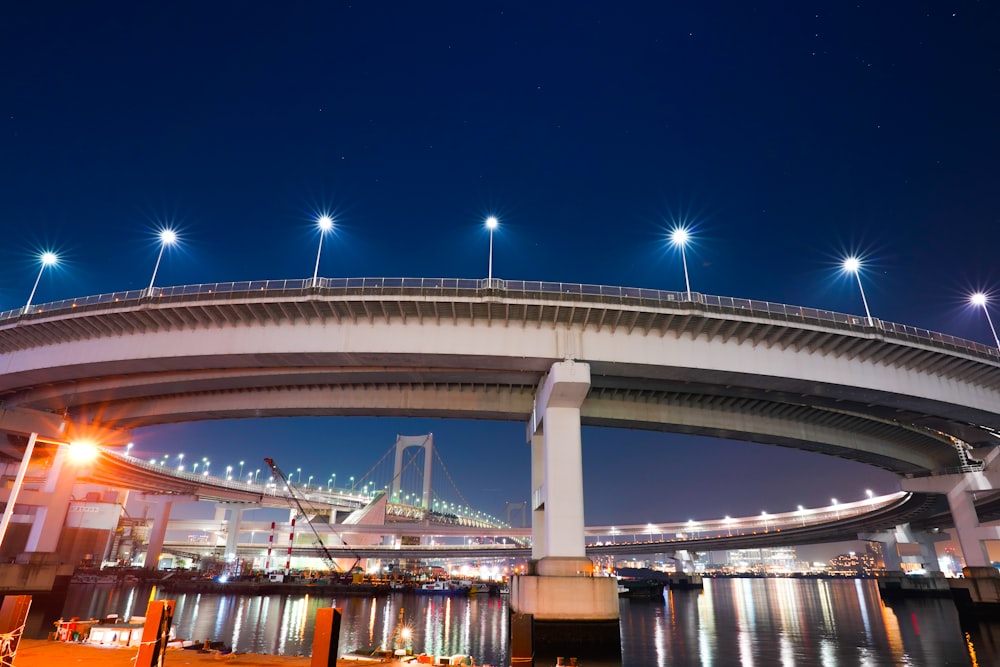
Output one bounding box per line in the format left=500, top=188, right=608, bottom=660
left=4, top=277, right=998, bottom=362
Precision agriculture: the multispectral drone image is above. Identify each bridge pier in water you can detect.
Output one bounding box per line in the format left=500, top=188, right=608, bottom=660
left=899, top=447, right=1000, bottom=608
left=510, top=360, right=621, bottom=659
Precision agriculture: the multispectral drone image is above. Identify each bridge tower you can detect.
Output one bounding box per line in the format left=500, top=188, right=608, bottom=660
left=510, top=360, right=620, bottom=660
left=390, top=434, right=433, bottom=509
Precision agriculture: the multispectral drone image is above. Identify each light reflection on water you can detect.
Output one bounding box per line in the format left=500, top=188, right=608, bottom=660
left=56, top=578, right=999, bottom=666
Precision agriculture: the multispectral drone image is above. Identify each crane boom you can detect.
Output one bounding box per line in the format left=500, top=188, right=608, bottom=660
left=264, top=457, right=359, bottom=573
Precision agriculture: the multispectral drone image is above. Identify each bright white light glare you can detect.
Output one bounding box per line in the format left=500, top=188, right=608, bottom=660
left=670, top=227, right=690, bottom=247
left=159, top=229, right=178, bottom=245
left=831, top=498, right=839, bottom=504
left=40, top=252, right=58, bottom=266
left=67, top=440, right=99, bottom=464
left=971, top=292, right=988, bottom=307
left=866, top=489, right=874, bottom=498
left=485, top=216, right=498, bottom=230
left=317, top=215, right=334, bottom=231
left=842, top=256, right=861, bottom=273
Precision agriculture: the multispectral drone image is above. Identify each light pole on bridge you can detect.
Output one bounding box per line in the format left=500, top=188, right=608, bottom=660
left=147, top=228, right=178, bottom=296
left=971, top=292, right=1000, bottom=351
left=25, top=251, right=58, bottom=312
left=842, top=256, right=874, bottom=327
left=485, top=216, right=499, bottom=285
left=312, top=215, right=334, bottom=287
left=669, top=227, right=693, bottom=301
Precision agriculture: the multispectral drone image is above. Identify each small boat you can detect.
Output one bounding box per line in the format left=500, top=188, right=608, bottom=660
left=465, top=583, right=490, bottom=595
left=416, top=580, right=468, bottom=594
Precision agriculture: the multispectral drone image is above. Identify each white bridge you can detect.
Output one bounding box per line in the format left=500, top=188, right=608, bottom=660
left=1, top=277, right=999, bottom=582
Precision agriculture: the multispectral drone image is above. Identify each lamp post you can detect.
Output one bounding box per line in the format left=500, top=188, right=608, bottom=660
left=832, top=498, right=840, bottom=519
left=295, top=467, right=301, bottom=484
left=971, top=293, right=1000, bottom=351
left=761, top=511, right=769, bottom=532
left=797, top=505, right=806, bottom=527
left=669, top=227, right=692, bottom=301
left=307, top=474, right=314, bottom=489
left=25, top=251, right=58, bottom=312
left=255, top=468, right=261, bottom=484
left=239, top=460, right=245, bottom=479
left=1, top=438, right=99, bottom=550
left=486, top=216, right=498, bottom=285
left=312, top=215, right=334, bottom=286
left=842, top=256, right=873, bottom=326
left=177, top=453, right=184, bottom=470
left=148, top=229, right=178, bottom=295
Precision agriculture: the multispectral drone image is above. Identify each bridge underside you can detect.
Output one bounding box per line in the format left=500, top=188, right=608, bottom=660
left=2, top=288, right=997, bottom=479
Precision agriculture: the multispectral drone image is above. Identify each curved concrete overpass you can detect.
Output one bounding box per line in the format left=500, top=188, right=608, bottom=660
left=2, top=278, right=999, bottom=475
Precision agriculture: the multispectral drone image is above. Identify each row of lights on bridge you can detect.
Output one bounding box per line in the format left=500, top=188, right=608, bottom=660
left=124, top=445, right=502, bottom=525
left=17, top=218, right=1000, bottom=350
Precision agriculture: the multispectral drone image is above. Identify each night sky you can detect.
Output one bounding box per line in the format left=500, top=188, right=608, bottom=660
left=2, top=3, right=998, bottom=534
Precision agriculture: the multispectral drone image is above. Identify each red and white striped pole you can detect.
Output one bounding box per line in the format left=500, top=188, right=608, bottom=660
left=265, top=521, right=276, bottom=571
left=285, top=518, right=296, bottom=576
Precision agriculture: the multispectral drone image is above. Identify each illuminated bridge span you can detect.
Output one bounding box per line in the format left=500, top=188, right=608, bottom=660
left=160, top=490, right=939, bottom=561
left=86, top=449, right=504, bottom=531
left=1, top=277, right=999, bottom=587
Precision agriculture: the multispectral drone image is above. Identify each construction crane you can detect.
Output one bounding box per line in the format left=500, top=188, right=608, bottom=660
left=264, top=457, right=360, bottom=574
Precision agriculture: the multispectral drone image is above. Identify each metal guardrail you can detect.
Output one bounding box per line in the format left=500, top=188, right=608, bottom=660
left=3, top=277, right=998, bottom=361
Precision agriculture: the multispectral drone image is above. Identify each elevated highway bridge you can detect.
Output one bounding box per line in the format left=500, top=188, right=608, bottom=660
left=1, top=277, right=999, bottom=610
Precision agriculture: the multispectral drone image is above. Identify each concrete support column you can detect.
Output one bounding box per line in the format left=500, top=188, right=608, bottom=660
left=23, top=447, right=76, bottom=555
left=512, top=360, right=620, bottom=661
left=225, top=507, right=246, bottom=560
left=902, top=462, right=1000, bottom=569
left=861, top=524, right=945, bottom=572
left=947, top=484, right=992, bottom=568
left=139, top=496, right=174, bottom=570
left=530, top=431, right=546, bottom=560
left=529, top=360, right=590, bottom=562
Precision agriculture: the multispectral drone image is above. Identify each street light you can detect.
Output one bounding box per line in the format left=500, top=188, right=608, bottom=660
left=832, top=498, right=841, bottom=519
left=761, top=511, right=769, bottom=532
left=239, top=460, right=245, bottom=479
left=307, top=474, right=314, bottom=488
left=971, top=292, right=1000, bottom=350
left=148, top=228, right=178, bottom=295
left=177, top=453, right=184, bottom=470
left=669, top=227, right=692, bottom=301
left=485, top=216, right=499, bottom=284
left=0, top=437, right=99, bottom=549
left=25, top=251, right=58, bottom=311
left=226, top=465, right=233, bottom=480
left=312, top=215, right=334, bottom=286
left=255, top=468, right=261, bottom=484
left=296, top=467, right=301, bottom=484
left=842, top=256, right=873, bottom=326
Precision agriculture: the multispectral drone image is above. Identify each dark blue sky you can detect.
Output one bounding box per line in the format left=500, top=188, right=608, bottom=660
left=2, top=3, right=998, bottom=527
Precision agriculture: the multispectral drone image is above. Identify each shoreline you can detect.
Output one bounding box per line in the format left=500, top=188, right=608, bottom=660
left=14, top=639, right=312, bottom=666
